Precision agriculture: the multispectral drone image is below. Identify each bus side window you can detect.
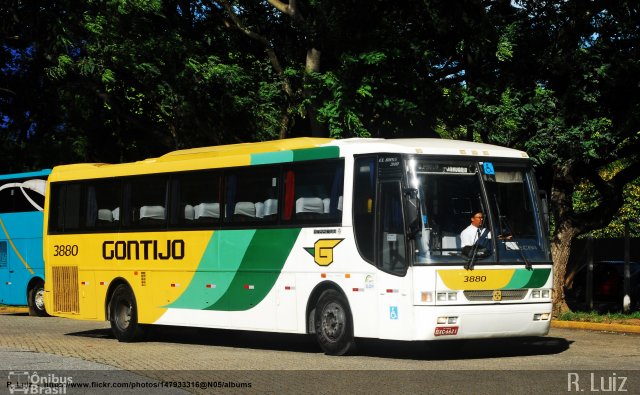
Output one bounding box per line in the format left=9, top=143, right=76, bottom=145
left=47, top=183, right=83, bottom=234
left=63, top=184, right=83, bottom=232
left=127, top=176, right=168, bottom=229
left=85, top=179, right=121, bottom=229
left=225, top=167, right=279, bottom=224
left=353, top=157, right=376, bottom=263
left=282, top=159, right=344, bottom=225
left=0, top=185, right=12, bottom=213
left=173, top=171, right=221, bottom=226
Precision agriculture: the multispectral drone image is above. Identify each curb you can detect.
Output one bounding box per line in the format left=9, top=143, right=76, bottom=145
left=552, top=320, right=640, bottom=334
left=0, top=307, right=29, bottom=314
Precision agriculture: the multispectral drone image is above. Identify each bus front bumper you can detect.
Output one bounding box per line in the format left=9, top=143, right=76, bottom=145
left=412, top=302, right=552, bottom=341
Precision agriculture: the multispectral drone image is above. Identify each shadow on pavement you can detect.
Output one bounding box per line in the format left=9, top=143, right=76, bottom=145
left=66, top=325, right=571, bottom=360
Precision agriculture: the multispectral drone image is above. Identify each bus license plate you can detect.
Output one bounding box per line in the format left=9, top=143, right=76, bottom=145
left=434, top=326, right=459, bottom=336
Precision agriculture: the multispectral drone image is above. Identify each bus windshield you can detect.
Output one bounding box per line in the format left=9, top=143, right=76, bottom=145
left=408, top=159, right=549, bottom=265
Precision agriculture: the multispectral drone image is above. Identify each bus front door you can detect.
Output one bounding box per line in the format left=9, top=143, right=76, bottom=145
left=376, top=181, right=412, bottom=340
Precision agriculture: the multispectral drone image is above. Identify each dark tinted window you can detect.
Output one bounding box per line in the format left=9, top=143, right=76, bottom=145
left=174, top=171, right=221, bottom=226
left=49, top=159, right=346, bottom=233
left=61, top=184, right=83, bottom=232
left=85, top=179, right=121, bottom=230
left=225, top=167, right=279, bottom=224
left=127, top=176, right=168, bottom=229
left=353, top=157, right=376, bottom=263
left=0, top=178, right=46, bottom=213
left=282, top=160, right=344, bottom=224
left=378, top=181, right=406, bottom=274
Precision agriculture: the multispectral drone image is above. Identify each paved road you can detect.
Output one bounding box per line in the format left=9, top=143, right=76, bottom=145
left=1, top=312, right=639, bottom=394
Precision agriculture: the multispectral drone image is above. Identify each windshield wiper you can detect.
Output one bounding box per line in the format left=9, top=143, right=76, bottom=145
left=493, top=195, right=532, bottom=270
left=464, top=228, right=490, bottom=270
left=501, top=219, right=532, bottom=270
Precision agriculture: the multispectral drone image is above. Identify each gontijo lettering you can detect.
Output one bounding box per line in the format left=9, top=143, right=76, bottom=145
left=102, top=240, right=185, bottom=260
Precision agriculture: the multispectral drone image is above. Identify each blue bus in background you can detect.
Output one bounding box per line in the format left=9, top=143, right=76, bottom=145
left=0, top=170, right=50, bottom=316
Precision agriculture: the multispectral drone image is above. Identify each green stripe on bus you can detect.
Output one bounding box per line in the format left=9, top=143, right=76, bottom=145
left=292, top=146, right=339, bottom=161
left=167, top=230, right=256, bottom=309
left=250, top=146, right=339, bottom=165
left=250, top=151, right=294, bottom=165
left=206, top=227, right=301, bottom=311
left=523, top=268, right=552, bottom=288
left=503, top=269, right=533, bottom=289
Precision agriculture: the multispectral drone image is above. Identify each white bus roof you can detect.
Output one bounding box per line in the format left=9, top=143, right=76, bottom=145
left=328, top=138, right=528, bottom=159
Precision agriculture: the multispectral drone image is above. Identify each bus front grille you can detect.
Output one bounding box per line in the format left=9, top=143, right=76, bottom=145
left=464, top=289, right=528, bottom=301
left=52, top=266, right=80, bottom=313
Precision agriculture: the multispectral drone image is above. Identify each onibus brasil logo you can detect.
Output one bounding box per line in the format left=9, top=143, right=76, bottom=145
left=304, top=239, right=344, bottom=266
left=7, top=371, right=71, bottom=394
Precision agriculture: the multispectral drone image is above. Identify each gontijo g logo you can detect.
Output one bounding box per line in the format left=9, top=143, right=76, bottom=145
left=304, top=239, right=343, bottom=266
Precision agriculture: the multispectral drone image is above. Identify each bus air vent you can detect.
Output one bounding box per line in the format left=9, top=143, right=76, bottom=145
left=464, top=289, right=527, bottom=301
left=52, top=266, right=80, bottom=313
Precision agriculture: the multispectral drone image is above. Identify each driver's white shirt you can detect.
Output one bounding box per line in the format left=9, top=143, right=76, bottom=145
left=460, top=225, right=491, bottom=247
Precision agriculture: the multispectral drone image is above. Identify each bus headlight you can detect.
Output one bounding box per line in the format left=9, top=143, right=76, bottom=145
left=437, top=292, right=457, bottom=302
left=531, top=289, right=551, bottom=299
left=437, top=316, right=458, bottom=324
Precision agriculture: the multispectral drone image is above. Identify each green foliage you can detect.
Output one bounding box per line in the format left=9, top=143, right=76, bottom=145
left=1, top=0, right=639, bottom=244
left=575, top=161, right=640, bottom=238
left=496, top=22, right=520, bottom=62
left=4, top=0, right=639, bottom=318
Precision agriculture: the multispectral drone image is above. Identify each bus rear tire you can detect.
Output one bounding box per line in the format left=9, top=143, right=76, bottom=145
left=314, top=289, right=356, bottom=356
left=28, top=280, right=48, bottom=317
left=109, top=284, right=144, bottom=342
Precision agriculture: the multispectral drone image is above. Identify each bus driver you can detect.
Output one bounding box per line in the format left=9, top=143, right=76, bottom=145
left=460, top=211, right=512, bottom=257
left=460, top=211, right=489, bottom=250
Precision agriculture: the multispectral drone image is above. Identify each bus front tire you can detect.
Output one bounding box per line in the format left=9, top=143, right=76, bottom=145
left=314, top=289, right=355, bottom=356
left=109, top=284, right=144, bottom=342
left=28, top=281, right=48, bottom=317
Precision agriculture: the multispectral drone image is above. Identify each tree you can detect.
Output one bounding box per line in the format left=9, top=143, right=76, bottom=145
left=44, top=0, right=290, bottom=162
left=1, top=1, right=86, bottom=170
left=444, top=1, right=640, bottom=314
left=216, top=1, right=470, bottom=139
left=2, top=0, right=294, bottom=166
left=518, top=1, right=640, bottom=314
left=3, top=1, right=639, bottom=318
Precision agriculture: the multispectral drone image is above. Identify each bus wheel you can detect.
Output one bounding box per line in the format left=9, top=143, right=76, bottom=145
left=28, top=281, right=48, bottom=317
left=314, top=289, right=355, bottom=356
left=109, top=284, right=144, bottom=342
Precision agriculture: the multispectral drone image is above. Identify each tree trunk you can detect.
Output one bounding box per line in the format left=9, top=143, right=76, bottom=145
left=549, top=160, right=579, bottom=317
left=304, top=47, right=326, bottom=137
left=550, top=225, right=577, bottom=316
left=278, top=109, right=291, bottom=140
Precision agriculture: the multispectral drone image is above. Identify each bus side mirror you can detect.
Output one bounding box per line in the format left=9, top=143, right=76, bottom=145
left=404, top=188, right=421, bottom=240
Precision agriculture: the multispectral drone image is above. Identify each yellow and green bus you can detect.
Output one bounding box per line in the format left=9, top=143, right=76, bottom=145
left=44, top=137, right=552, bottom=355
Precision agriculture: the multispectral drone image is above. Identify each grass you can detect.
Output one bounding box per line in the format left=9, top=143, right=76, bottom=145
left=557, top=310, right=640, bottom=324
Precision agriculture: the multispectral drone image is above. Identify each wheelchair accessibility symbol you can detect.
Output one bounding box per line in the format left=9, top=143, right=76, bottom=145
left=390, top=306, right=398, bottom=320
